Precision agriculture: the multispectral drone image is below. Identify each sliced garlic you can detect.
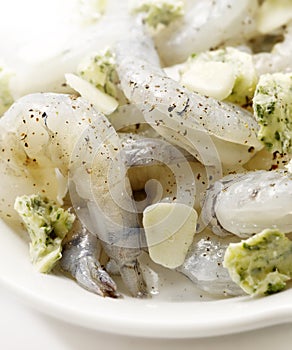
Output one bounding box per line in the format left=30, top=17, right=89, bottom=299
left=65, top=73, right=118, bottom=115
left=180, top=61, right=235, bottom=101
left=143, top=202, right=197, bottom=269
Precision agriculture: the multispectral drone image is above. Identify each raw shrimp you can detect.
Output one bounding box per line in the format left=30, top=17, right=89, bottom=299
left=201, top=170, right=292, bottom=238
left=108, top=104, right=149, bottom=133
left=177, top=230, right=243, bottom=296
left=120, top=131, right=216, bottom=212
left=115, top=25, right=263, bottom=171
left=153, top=0, right=258, bottom=66
left=244, top=148, right=291, bottom=171
left=60, top=218, right=119, bottom=298
left=0, top=92, right=147, bottom=298
left=253, top=23, right=292, bottom=75
left=121, top=131, right=195, bottom=168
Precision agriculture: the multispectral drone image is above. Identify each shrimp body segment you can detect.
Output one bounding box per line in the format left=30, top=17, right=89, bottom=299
left=115, top=27, right=263, bottom=169
left=154, top=0, right=258, bottom=66
left=177, top=231, right=243, bottom=296
left=254, top=24, right=292, bottom=75
left=201, top=170, right=292, bottom=238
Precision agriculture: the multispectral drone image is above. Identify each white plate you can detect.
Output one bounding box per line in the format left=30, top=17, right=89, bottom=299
left=1, top=219, right=292, bottom=338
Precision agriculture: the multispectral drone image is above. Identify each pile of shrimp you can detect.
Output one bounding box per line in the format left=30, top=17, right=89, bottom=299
left=0, top=0, right=292, bottom=298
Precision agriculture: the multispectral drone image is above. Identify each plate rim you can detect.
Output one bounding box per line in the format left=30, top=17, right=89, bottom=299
left=1, top=219, right=292, bottom=338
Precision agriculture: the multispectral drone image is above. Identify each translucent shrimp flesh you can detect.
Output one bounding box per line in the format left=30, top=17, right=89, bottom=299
left=201, top=170, right=292, bottom=238
left=115, top=25, right=263, bottom=171
left=0, top=92, right=147, bottom=298
left=154, top=0, right=258, bottom=66
left=120, top=131, right=215, bottom=212
left=177, top=230, right=243, bottom=296
left=253, top=23, right=292, bottom=75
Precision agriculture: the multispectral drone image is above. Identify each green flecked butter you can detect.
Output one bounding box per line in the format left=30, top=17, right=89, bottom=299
left=132, top=0, right=184, bottom=29
left=223, top=228, right=292, bottom=295
left=77, top=48, right=118, bottom=98
left=14, top=194, right=75, bottom=273
left=77, top=48, right=127, bottom=107
left=253, top=73, right=292, bottom=154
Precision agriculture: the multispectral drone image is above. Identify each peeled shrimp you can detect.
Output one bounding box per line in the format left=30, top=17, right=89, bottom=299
left=120, top=131, right=217, bottom=212
left=244, top=148, right=291, bottom=172
left=177, top=230, right=243, bottom=296
left=0, top=93, right=147, bottom=298
left=154, top=0, right=258, bottom=66
left=115, top=25, right=263, bottom=171
left=253, top=23, right=292, bottom=75
left=201, top=170, right=292, bottom=238
left=60, top=218, right=119, bottom=298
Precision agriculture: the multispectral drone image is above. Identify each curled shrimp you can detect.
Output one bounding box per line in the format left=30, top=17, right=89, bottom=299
left=0, top=92, right=147, bottom=298
left=201, top=170, right=292, bottom=238
left=153, top=0, right=258, bottom=66
left=120, top=131, right=215, bottom=212
left=115, top=25, right=262, bottom=171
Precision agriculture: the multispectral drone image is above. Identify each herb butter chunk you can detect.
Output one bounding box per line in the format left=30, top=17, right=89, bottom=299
left=77, top=49, right=118, bottom=98
left=223, top=229, right=292, bottom=296
left=253, top=73, right=292, bottom=154
left=14, top=195, right=75, bottom=273
left=132, top=0, right=184, bottom=29
left=76, top=48, right=123, bottom=108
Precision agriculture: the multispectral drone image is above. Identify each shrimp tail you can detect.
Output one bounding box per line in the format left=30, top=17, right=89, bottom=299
left=119, top=261, right=148, bottom=298
left=60, top=221, right=119, bottom=298
left=74, top=257, right=119, bottom=298
left=102, top=242, right=148, bottom=298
